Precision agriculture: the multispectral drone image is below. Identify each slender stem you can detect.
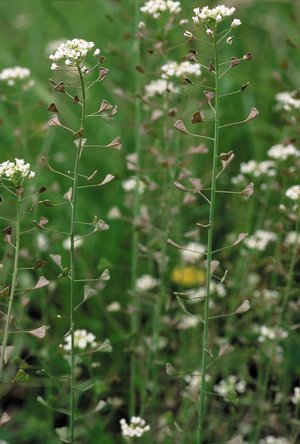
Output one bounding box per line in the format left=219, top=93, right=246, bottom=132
left=129, top=0, right=142, bottom=417
left=69, top=64, right=86, bottom=443
left=197, top=31, right=220, bottom=444
left=0, top=192, right=21, bottom=381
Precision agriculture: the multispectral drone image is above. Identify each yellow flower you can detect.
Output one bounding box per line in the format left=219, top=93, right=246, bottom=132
left=171, top=266, right=206, bottom=287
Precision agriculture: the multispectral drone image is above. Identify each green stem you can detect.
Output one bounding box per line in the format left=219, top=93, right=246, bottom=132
left=0, top=191, right=21, bottom=381
left=197, top=32, right=220, bottom=444
left=69, top=64, right=86, bottom=443
left=129, top=0, right=142, bottom=417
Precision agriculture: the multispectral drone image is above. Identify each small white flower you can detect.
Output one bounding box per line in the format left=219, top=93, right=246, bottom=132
left=107, top=206, right=122, bottom=219
left=49, top=38, right=96, bottom=66
left=140, top=0, right=181, bottom=19
left=181, top=242, right=206, bottom=264
left=193, top=5, right=236, bottom=26
left=63, top=329, right=97, bottom=351
left=138, top=21, right=146, bottom=29
left=0, top=158, right=35, bottom=185
left=291, top=386, right=300, bottom=405
left=62, top=235, right=84, bottom=251
left=258, top=325, right=288, bottom=343
left=259, top=436, right=289, bottom=444
left=122, top=177, right=146, bottom=194
left=136, top=274, right=158, bottom=292
left=286, top=185, right=300, bottom=201
left=231, top=18, right=241, bottom=28
left=276, top=91, right=300, bottom=112
left=214, top=375, right=246, bottom=401
left=244, top=230, right=277, bottom=251
left=284, top=231, right=300, bottom=247
left=120, top=416, right=150, bottom=438
left=145, top=79, right=179, bottom=97
left=226, top=36, right=233, bottom=44
left=0, top=66, right=34, bottom=90
left=267, top=143, right=300, bottom=160
left=161, top=60, right=201, bottom=79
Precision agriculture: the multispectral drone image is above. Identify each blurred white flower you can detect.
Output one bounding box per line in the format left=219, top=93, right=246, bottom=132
left=177, top=314, right=200, bottom=330
left=258, top=325, right=288, bottom=342
left=291, top=386, right=300, bottom=405
left=122, top=177, right=146, bottom=194
left=136, top=274, right=158, bottom=292
left=267, top=143, right=300, bottom=160
left=231, top=18, right=241, bottom=28
left=63, top=329, right=97, bottom=351
left=107, top=206, right=122, bottom=219
left=286, top=185, right=300, bottom=201
left=214, top=375, right=246, bottom=400
left=140, top=0, right=181, bottom=19
left=161, top=60, right=201, bottom=79
left=259, top=436, right=289, bottom=444
left=244, top=230, right=277, bottom=251
left=145, top=79, right=179, bottom=97
left=181, top=241, right=206, bottom=264
left=0, top=66, right=34, bottom=90
left=284, top=231, right=300, bottom=247
left=276, top=91, right=300, bottom=112
left=120, top=416, right=150, bottom=438
left=63, top=235, right=84, bottom=251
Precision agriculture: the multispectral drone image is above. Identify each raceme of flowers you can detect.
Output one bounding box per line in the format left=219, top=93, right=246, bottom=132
left=192, top=5, right=239, bottom=29
left=276, top=90, right=300, bottom=112
left=267, top=143, right=300, bottom=160
left=0, top=66, right=34, bottom=89
left=49, top=38, right=99, bottom=67
left=140, top=0, right=181, bottom=19
left=145, top=79, right=179, bottom=97
left=244, top=230, right=277, bottom=251
left=63, top=329, right=97, bottom=351
left=258, top=325, right=288, bottom=343
left=214, top=375, right=246, bottom=400
left=120, top=416, right=150, bottom=438
left=161, top=60, right=201, bottom=79
left=0, top=158, right=35, bottom=185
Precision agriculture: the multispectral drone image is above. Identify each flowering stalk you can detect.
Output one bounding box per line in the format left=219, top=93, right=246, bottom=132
left=129, top=0, right=142, bottom=417
left=0, top=191, right=21, bottom=381
left=197, top=30, right=219, bottom=444
left=0, top=159, right=35, bottom=381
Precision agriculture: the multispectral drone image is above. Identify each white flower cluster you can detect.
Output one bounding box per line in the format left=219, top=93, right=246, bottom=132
left=232, top=160, right=276, bottom=185
left=267, top=143, right=300, bottom=160
left=192, top=5, right=237, bottom=26
left=145, top=79, right=179, bottom=97
left=181, top=241, right=206, bottom=264
left=187, top=281, right=226, bottom=300
left=276, top=91, right=300, bottom=112
left=63, top=329, right=97, bottom=351
left=49, top=38, right=99, bottom=67
left=244, top=230, right=277, bottom=251
left=140, top=0, right=181, bottom=19
left=120, top=416, right=150, bottom=438
left=253, top=289, right=279, bottom=301
left=177, top=314, right=200, bottom=329
left=214, top=375, right=246, bottom=399
left=161, top=60, right=201, bottom=79
left=122, top=176, right=146, bottom=194
left=285, top=185, right=300, bottom=201
left=291, top=386, right=300, bottom=405
left=136, top=274, right=158, bottom=292
left=284, top=231, right=300, bottom=247
left=258, top=325, right=288, bottom=343
left=259, top=436, right=289, bottom=444
left=0, top=66, right=34, bottom=89
left=0, top=158, right=35, bottom=184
